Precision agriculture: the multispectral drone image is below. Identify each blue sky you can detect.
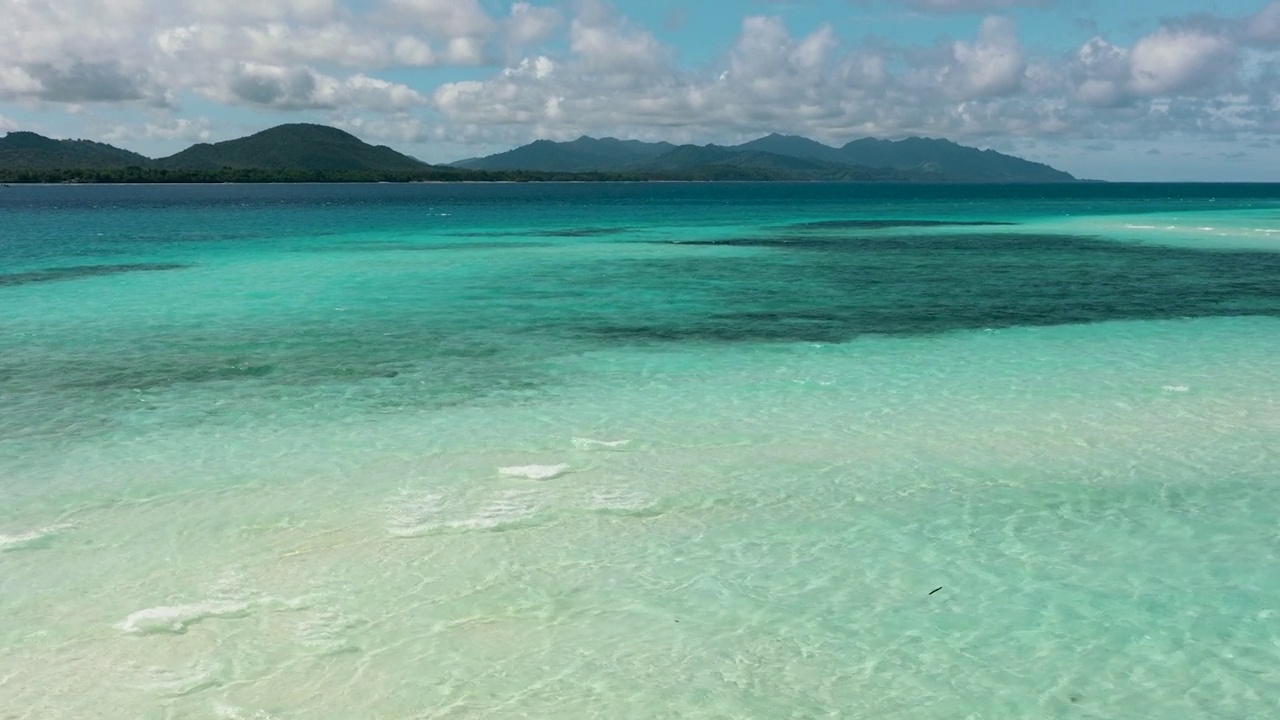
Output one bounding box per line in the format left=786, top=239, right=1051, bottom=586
left=2, top=0, right=1279, bottom=180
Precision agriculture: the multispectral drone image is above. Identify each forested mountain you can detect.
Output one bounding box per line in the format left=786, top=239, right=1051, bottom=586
left=0, top=132, right=153, bottom=169
left=153, top=124, right=428, bottom=171
left=0, top=124, right=1078, bottom=183
left=453, top=133, right=1076, bottom=182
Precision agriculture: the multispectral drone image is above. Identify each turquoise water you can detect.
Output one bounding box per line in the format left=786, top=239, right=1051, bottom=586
left=2, top=183, right=1280, bottom=718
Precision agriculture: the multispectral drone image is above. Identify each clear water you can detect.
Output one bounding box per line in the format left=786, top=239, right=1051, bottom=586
left=2, top=183, right=1279, bottom=719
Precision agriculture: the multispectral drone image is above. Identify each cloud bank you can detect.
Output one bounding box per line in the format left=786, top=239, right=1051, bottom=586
left=0, top=0, right=1277, bottom=164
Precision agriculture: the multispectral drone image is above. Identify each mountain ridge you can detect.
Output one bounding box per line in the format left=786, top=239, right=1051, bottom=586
left=154, top=124, right=429, bottom=171
left=1, top=124, right=1079, bottom=183
left=453, top=133, right=1075, bottom=183
left=0, top=131, right=154, bottom=170
left=452, top=135, right=678, bottom=172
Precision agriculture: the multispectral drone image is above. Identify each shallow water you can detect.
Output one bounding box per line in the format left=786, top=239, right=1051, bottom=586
left=2, top=183, right=1279, bottom=718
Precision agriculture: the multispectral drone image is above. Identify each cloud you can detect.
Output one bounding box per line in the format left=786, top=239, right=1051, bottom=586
left=216, top=63, right=425, bottom=111
left=24, top=63, right=148, bottom=104
left=0, top=66, right=44, bottom=97
left=430, top=2, right=1277, bottom=156
left=99, top=116, right=214, bottom=144
left=889, top=0, right=1052, bottom=12
left=1072, top=37, right=1132, bottom=107
left=946, top=16, right=1026, bottom=98
left=436, top=11, right=1046, bottom=145
left=506, top=3, right=561, bottom=49
left=0, top=61, right=174, bottom=107
left=570, top=0, right=670, bottom=76
left=1128, top=29, right=1235, bottom=95
left=0, top=0, right=492, bottom=116
left=435, top=11, right=886, bottom=143
left=225, top=64, right=321, bottom=108
left=183, top=0, right=340, bottom=23
left=144, top=117, right=214, bottom=142
left=1071, top=27, right=1236, bottom=109
left=723, top=16, right=839, bottom=103
left=0, top=114, right=18, bottom=133
left=1246, top=2, right=1280, bottom=44
left=154, top=22, right=438, bottom=69
left=1, top=0, right=1277, bottom=166
left=332, top=114, right=430, bottom=144
left=383, top=0, right=496, bottom=63
left=384, top=0, right=494, bottom=37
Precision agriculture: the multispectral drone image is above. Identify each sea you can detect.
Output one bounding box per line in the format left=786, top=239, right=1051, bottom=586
left=1, top=182, right=1278, bottom=719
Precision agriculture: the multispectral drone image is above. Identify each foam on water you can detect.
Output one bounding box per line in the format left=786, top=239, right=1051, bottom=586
left=572, top=436, right=633, bottom=450
left=0, top=521, right=75, bottom=552
left=386, top=487, right=547, bottom=536
left=292, top=609, right=363, bottom=655
left=118, top=600, right=255, bottom=635
left=1019, top=208, right=1280, bottom=249
left=131, top=660, right=230, bottom=698
left=213, top=702, right=280, bottom=720
left=585, top=489, right=661, bottom=516
left=454, top=489, right=546, bottom=530
left=117, top=571, right=310, bottom=635
left=498, top=463, right=571, bottom=480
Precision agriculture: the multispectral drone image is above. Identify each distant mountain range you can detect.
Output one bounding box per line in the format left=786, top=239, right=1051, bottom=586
left=0, top=124, right=1078, bottom=183
left=453, top=133, right=1076, bottom=183
left=1, top=124, right=428, bottom=173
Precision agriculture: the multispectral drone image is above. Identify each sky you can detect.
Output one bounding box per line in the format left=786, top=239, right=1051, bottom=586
left=2, top=0, right=1279, bottom=181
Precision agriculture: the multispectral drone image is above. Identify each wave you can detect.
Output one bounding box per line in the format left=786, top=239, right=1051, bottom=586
left=293, top=609, right=362, bottom=655
left=572, top=437, right=632, bottom=450
left=213, top=702, right=281, bottom=720
left=585, top=490, right=664, bottom=518
left=0, top=522, right=75, bottom=552
left=498, top=464, right=570, bottom=480
left=132, top=660, right=229, bottom=698
left=387, top=488, right=545, bottom=537
left=118, top=600, right=254, bottom=635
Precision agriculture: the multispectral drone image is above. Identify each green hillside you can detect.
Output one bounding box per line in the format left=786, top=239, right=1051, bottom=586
left=154, top=124, right=428, bottom=171
left=455, top=134, right=1078, bottom=182
left=638, top=145, right=924, bottom=181
left=838, top=137, right=1075, bottom=182
left=0, top=132, right=153, bottom=169
left=734, top=134, right=847, bottom=163
left=0, top=123, right=1081, bottom=183
left=453, top=136, right=676, bottom=172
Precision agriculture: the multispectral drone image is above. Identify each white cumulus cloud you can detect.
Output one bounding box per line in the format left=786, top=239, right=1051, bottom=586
left=1070, top=27, right=1236, bottom=108
left=429, top=2, right=1272, bottom=156
left=947, top=16, right=1026, bottom=98
left=569, top=3, right=670, bottom=77
left=0, top=0, right=1275, bottom=169
left=213, top=63, right=424, bottom=111
left=0, top=0, right=496, bottom=112
left=1129, top=29, right=1235, bottom=96
left=890, top=0, right=1051, bottom=12
left=506, top=3, right=562, bottom=48
left=145, top=117, right=214, bottom=142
